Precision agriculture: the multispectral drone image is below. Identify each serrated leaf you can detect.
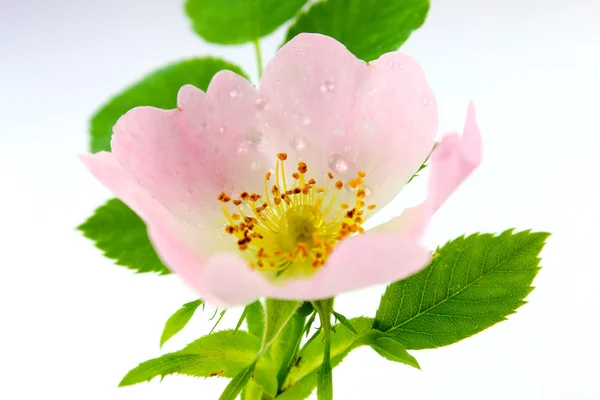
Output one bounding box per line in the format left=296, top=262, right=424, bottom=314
left=185, top=0, right=308, bottom=45
left=263, top=300, right=301, bottom=349
left=245, top=300, right=265, bottom=339
left=285, top=0, right=429, bottom=61
left=279, top=317, right=373, bottom=399
left=78, top=199, right=170, bottom=275
left=374, top=230, right=550, bottom=349
left=119, top=330, right=259, bottom=387
left=160, top=300, right=203, bottom=347
left=90, top=57, right=247, bottom=153
left=219, top=362, right=257, bottom=400
left=362, top=330, right=420, bottom=369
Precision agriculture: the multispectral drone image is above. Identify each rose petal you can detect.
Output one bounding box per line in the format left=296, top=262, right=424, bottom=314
left=200, top=233, right=430, bottom=307
left=80, top=152, right=232, bottom=276
left=111, top=71, right=271, bottom=225
left=376, top=102, right=482, bottom=236
left=259, top=33, right=437, bottom=209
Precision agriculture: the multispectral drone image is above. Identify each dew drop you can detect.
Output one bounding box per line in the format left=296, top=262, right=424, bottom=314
left=292, top=98, right=300, bottom=106
left=364, top=186, right=372, bottom=197
left=229, top=89, right=240, bottom=98
left=186, top=188, right=193, bottom=195
left=422, top=96, right=430, bottom=105
left=255, top=97, right=267, bottom=110
left=289, top=136, right=306, bottom=151
left=246, top=128, right=264, bottom=145
left=301, top=115, right=311, bottom=125
left=344, top=144, right=352, bottom=152
left=219, top=225, right=227, bottom=236
left=213, top=146, right=220, bottom=154
left=251, top=160, right=261, bottom=171
left=320, top=80, right=335, bottom=93
left=388, top=60, right=394, bottom=68
left=333, top=129, right=345, bottom=137
left=237, top=141, right=251, bottom=154
left=218, top=126, right=226, bottom=133
left=328, top=154, right=349, bottom=173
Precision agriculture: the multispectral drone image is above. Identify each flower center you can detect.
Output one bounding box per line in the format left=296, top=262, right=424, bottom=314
left=217, top=153, right=376, bottom=279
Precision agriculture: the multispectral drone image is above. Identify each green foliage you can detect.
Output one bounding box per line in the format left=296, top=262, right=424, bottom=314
left=245, top=301, right=266, bottom=339
left=160, top=300, right=203, bottom=347
left=119, top=330, right=260, bottom=386
left=374, top=230, right=550, bottom=349
left=219, top=362, right=257, bottom=400
left=241, top=380, right=263, bottom=400
left=263, top=300, right=302, bottom=348
left=185, top=0, right=308, bottom=45
left=90, top=57, right=247, bottom=152
left=285, top=0, right=429, bottom=61
left=78, top=199, right=170, bottom=275
left=279, top=318, right=373, bottom=399
left=332, top=311, right=357, bottom=334
left=361, top=330, right=420, bottom=369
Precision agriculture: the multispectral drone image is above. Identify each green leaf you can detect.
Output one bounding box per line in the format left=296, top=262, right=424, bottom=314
left=160, top=300, right=203, bottom=347
left=285, top=0, right=429, bottom=61
left=279, top=317, right=373, bottom=399
left=374, top=230, right=550, bottom=349
left=219, top=362, right=257, bottom=400
left=332, top=311, right=357, bottom=335
left=362, top=330, right=420, bottom=369
left=119, top=330, right=259, bottom=386
left=263, top=300, right=302, bottom=349
left=245, top=301, right=266, bottom=339
left=185, top=0, right=308, bottom=45
left=241, top=379, right=263, bottom=400
left=90, top=57, right=247, bottom=153
left=78, top=199, right=170, bottom=275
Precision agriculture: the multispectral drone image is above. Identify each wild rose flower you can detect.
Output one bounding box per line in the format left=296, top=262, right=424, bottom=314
left=81, top=33, right=481, bottom=307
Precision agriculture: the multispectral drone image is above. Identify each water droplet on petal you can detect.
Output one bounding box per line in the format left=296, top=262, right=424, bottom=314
left=186, top=188, right=193, bottom=195
left=301, top=115, right=311, bottom=125
left=422, top=97, right=430, bottom=105
left=328, top=154, right=349, bottom=173
left=246, top=128, right=264, bottom=145
left=367, top=87, right=378, bottom=96
left=229, top=89, right=240, bottom=98
left=219, top=225, right=228, bottom=236
left=364, top=186, right=372, bottom=197
left=237, top=141, right=251, bottom=154
left=218, top=126, right=226, bottom=133
left=251, top=160, right=261, bottom=171
left=320, top=80, right=334, bottom=93
left=388, top=60, right=394, bottom=68
left=292, top=98, right=300, bottom=106
left=255, top=97, right=267, bottom=110
left=213, top=146, right=220, bottom=154
left=363, top=119, right=374, bottom=135
left=333, top=129, right=345, bottom=137
left=289, top=136, right=306, bottom=151
left=344, top=144, right=352, bottom=152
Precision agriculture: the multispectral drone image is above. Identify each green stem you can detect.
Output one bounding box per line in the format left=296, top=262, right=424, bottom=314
left=253, top=39, right=263, bottom=78
left=312, top=299, right=334, bottom=400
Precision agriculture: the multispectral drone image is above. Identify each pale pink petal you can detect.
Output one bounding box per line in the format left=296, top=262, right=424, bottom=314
left=259, top=33, right=437, bottom=208
left=80, top=152, right=232, bottom=280
left=376, top=103, right=482, bottom=236
left=200, top=233, right=430, bottom=307
left=111, top=71, right=271, bottom=225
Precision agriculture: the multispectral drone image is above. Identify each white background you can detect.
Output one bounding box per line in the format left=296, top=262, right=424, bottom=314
left=1, top=0, right=599, bottom=399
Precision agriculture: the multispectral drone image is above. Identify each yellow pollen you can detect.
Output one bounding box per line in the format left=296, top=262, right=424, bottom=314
left=219, top=154, right=374, bottom=279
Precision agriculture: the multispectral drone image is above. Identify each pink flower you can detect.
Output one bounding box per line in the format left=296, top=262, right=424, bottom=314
left=81, top=33, right=481, bottom=307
